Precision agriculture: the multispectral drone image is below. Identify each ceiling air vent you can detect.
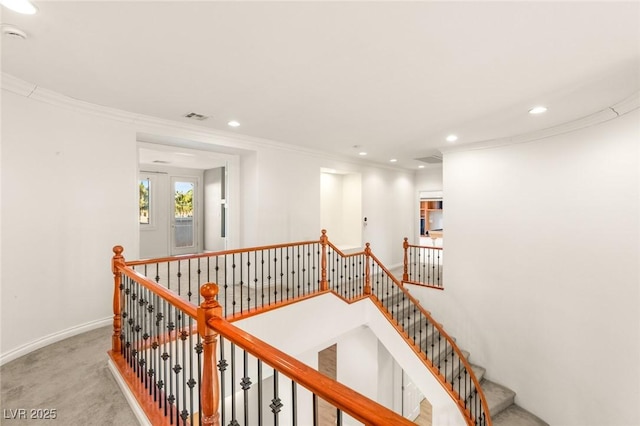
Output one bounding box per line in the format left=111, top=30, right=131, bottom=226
left=183, top=112, right=209, bottom=121
left=152, top=160, right=171, bottom=164
left=416, top=154, right=443, bottom=164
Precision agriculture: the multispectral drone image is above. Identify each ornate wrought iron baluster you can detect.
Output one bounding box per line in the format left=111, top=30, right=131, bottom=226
left=285, top=246, right=290, bottom=301
left=187, top=317, right=196, bottom=426
left=253, top=251, right=258, bottom=311
left=271, top=370, right=282, bottom=426
left=230, top=342, right=237, bottom=424
left=257, top=359, right=263, bottom=425
left=241, top=350, right=251, bottom=425
left=291, top=381, right=297, bottom=426
left=261, top=250, right=266, bottom=309
left=268, top=249, right=273, bottom=306
left=312, top=394, right=318, bottom=426
left=437, top=249, right=442, bottom=287
left=232, top=253, right=237, bottom=316
left=217, top=337, right=227, bottom=426
left=279, top=247, right=284, bottom=303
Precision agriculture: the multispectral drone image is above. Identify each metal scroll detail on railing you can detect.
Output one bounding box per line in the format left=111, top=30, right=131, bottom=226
left=402, top=238, right=443, bottom=289
left=110, top=231, right=489, bottom=426
left=126, top=241, right=324, bottom=319
left=370, top=252, right=489, bottom=426
left=111, top=248, right=203, bottom=425
left=110, top=246, right=415, bottom=426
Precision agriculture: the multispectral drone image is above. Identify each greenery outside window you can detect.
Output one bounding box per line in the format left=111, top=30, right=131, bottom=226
left=139, top=178, right=151, bottom=224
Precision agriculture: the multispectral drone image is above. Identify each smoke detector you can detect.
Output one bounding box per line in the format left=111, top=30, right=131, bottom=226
left=2, top=25, right=27, bottom=40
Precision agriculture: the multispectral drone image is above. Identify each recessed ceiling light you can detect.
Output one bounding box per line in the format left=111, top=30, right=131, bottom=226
left=446, top=134, right=458, bottom=143
left=390, top=159, right=398, bottom=163
left=418, top=165, right=425, bottom=169
left=228, top=120, right=240, bottom=127
left=529, top=106, right=547, bottom=115
left=359, top=152, right=367, bottom=156
left=0, top=0, right=38, bottom=14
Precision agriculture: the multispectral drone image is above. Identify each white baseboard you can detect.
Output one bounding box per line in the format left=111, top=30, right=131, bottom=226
left=107, top=359, right=151, bottom=426
left=0, top=317, right=112, bottom=365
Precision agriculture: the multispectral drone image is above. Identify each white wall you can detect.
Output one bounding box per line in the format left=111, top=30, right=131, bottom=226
left=361, top=166, right=415, bottom=266
left=1, top=90, right=138, bottom=362
left=411, top=111, right=640, bottom=426
left=415, top=165, right=443, bottom=192
left=320, top=171, right=362, bottom=249
left=248, top=148, right=415, bottom=266
left=204, top=167, right=225, bottom=252
left=237, top=294, right=466, bottom=425
left=320, top=172, right=345, bottom=239
left=0, top=78, right=416, bottom=370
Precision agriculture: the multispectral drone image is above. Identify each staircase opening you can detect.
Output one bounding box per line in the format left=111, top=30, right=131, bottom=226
left=318, top=344, right=338, bottom=425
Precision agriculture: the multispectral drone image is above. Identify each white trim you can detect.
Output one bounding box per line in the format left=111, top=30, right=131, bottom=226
left=1, top=72, right=359, bottom=162
left=0, top=317, right=111, bottom=365
left=441, top=91, right=640, bottom=154
left=1, top=73, right=410, bottom=173
left=108, top=359, right=151, bottom=426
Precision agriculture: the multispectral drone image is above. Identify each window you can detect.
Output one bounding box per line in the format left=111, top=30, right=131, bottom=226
left=139, top=178, right=151, bottom=224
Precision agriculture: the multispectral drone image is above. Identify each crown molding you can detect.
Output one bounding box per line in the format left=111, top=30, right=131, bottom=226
left=440, top=91, right=640, bottom=155
left=1, top=72, right=367, bottom=167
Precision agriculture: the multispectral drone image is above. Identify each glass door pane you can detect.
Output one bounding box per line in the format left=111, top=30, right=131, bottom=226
left=172, top=179, right=196, bottom=252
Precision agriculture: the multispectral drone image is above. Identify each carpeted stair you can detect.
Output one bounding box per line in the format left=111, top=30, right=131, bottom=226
left=385, top=291, right=548, bottom=426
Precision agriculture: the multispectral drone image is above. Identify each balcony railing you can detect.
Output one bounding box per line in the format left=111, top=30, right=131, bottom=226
left=110, top=231, right=488, bottom=425
left=402, top=238, right=443, bottom=289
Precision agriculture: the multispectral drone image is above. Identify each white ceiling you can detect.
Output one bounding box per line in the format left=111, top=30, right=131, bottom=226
left=2, top=1, right=639, bottom=169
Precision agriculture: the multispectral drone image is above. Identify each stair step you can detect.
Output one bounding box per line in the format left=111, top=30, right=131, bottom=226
left=492, top=404, right=549, bottom=426
left=470, top=364, right=486, bottom=382
left=481, top=380, right=516, bottom=417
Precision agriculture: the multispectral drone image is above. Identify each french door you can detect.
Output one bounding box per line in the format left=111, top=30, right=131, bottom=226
left=170, top=177, right=198, bottom=255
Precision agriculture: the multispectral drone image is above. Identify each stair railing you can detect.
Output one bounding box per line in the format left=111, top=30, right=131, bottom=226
left=125, top=239, right=326, bottom=320
left=402, top=238, right=444, bottom=289
left=369, top=249, right=490, bottom=426
left=111, top=245, right=414, bottom=426
left=111, top=230, right=489, bottom=425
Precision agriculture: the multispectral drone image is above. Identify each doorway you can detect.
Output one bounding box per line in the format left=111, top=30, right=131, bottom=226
left=171, top=177, right=197, bottom=255
left=138, top=141, right=236, bottom=259
left=320, top=168, right=362, bottom=250
left=418, top=191, right=443, bottom=247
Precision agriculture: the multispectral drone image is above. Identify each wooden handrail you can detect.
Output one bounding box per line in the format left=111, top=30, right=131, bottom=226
left=111, top=232, right=487, bottom=426
left=114, top=251, right=198, bottom=319
left=368, top=250, right=492, bottom=426
left=404, top=243, right=443, bottom=250
left=125, top=239, right=321, bottom=267
left=206, top=310, right=415, bottom=426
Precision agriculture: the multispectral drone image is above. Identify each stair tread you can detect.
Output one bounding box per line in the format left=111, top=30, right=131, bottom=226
left=470, top=364, right=485, bottom=381
left=492, top=404, right=549, bottom=426
left=481, top=379, right=516, bottom=417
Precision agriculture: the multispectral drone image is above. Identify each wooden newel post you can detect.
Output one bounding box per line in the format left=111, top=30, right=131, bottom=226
left=320, top=229, right=328, bottom=291
left=364, top=243, right=372, bottom=295
left=111, top=245, right=125, bottom=353
left=402, top=238, right=409, bottom=282
left=198, top=283, right=222, bottom=426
